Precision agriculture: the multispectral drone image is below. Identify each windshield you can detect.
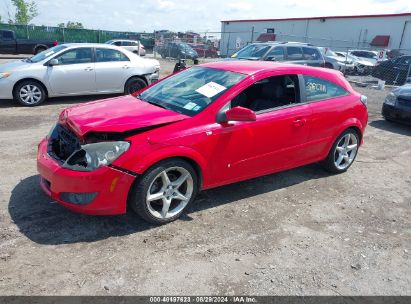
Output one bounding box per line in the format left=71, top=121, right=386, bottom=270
left=233, top=44, right=271, bottom=59
left=29, top=45, right=68, bottom=63
left=138, top=67, right=245, bottom=116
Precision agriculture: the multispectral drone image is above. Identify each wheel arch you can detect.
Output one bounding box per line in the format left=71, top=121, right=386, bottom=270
left=13, top=78, right=49, bottom=98
left=124, top=75, right=149, bottom=92
left=129, top=147, right=208, bottom=190
left=323, top=119, right=364, bottom=158
left=33, top=44, right=48, bottom=54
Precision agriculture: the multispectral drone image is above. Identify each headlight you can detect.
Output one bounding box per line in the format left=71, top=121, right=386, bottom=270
left=0, top=72, right=11, bottom=79
left=384, top=92, right=397, bottom=106
left=63, top=141, right=130, bottom=172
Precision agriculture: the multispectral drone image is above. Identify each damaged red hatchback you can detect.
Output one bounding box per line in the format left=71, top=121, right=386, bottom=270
left=37, top=61, right=368, bottom=224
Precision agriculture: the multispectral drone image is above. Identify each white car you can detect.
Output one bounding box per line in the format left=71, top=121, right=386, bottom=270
left=348, top=50, right=384, bottom=66
left=0, top=43, right=160, bottom=106
left=105, top=39, right=146, bottom=56
left=335, top=52, right=374, bottom=75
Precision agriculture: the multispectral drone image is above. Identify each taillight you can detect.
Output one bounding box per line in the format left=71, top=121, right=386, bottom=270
left=53, top=40, right=59, bottom=46
left=141, top=44, right=145, bottom=49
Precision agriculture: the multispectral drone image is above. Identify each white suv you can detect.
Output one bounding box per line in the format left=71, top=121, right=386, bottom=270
left=105, top=39, right=146, bottom=56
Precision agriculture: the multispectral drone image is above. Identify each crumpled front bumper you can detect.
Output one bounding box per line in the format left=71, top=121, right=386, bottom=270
left=37, top=139, right=136, bottom=215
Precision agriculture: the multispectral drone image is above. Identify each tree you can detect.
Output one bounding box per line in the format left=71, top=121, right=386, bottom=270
left=10, top=0, right=38, bottom=24
left=58, top=21, right=84, bottom=29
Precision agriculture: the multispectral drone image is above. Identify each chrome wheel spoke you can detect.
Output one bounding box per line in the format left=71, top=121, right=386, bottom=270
left=171, top=172, right=189, bottom=188
left=335, top=154, right=344, bottom=166
left=147, top=191, right=164, bottom=202
left=347, top=144, right=357, bottom=152
left=343, top=134, right=350, bottom=147
left=173, top=190, right=188, bottom=202
left=161, top=197, right=172, bottom=218
left=160, top=171, right=171, bottom=186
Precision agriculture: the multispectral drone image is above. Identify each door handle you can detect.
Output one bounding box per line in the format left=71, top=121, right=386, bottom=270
left=84, top=67, right=93, bottom=71
left=122, top=65, right=130, bottom=69
left=293, top=118, right=307, bottom=127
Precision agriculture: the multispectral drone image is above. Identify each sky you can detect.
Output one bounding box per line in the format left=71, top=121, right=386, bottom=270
left=1, top=0, right=411, bottom=33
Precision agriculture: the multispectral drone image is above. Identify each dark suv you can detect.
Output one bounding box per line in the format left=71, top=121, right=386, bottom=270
left=371, top=56, right=411, bottom=85
left=231, top=42, right=325, bottom=67
left=155, top=42, right=198, bottom=60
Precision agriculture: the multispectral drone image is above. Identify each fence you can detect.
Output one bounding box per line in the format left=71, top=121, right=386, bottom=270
left=0, top=23, right=155, bottom=49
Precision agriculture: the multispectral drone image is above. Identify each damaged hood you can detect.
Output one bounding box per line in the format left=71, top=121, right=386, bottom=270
left=60, top=95, right=190, bottom=137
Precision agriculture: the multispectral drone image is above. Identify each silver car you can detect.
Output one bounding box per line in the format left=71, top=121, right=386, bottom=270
left=0, top=43, right=160, bottom=106
left=105, top=39, right=146, bottom=56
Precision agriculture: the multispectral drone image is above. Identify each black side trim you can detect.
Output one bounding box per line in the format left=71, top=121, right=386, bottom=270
left=108, top=165, right=139, bottom=177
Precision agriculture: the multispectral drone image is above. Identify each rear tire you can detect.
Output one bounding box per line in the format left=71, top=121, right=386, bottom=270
left=322, top=129, right=360, bottom=174
left=13, top=80, right=47, bottom=107
left=129, top=159, right=199, bottom=225
left=124, top=77, right=147, bottom=95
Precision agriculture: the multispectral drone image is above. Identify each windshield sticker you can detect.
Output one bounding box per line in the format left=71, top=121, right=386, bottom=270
left=193, top=105, right=201, bottom=112
left=183, top=102, right=198, bottom=110
left=196, top=82, right=227, bottom=98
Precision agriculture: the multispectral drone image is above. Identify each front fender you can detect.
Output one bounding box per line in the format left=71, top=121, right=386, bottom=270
left=129, top=145, right=209, bottom=187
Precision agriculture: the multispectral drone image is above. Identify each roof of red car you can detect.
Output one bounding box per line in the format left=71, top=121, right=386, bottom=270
left=200, top=60, right=333, bottom=76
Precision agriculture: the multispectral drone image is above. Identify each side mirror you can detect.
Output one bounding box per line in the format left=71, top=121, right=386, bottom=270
left=265, top=56, right=276, bottom=61
left=219, top=106, right=256, bottom=123
left=48, top=59, right=59, bottom=66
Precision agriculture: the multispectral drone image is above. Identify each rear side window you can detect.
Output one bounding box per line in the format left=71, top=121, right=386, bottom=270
left=265, top=47, right=285, bottom=61
left=286, top=47, right=303, bottom=60
left=96, top=48, right=129, bottom=62
left=113, top=41, right=122, bottom=46
left=303, top=47, right=321, bottom=60
left=304, top=76, right=349, bottom=102
left=2, top=31, right=14, bottom=40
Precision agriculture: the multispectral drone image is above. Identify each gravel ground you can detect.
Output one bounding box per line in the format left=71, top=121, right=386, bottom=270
left=0, top=57, right=410, bottom=295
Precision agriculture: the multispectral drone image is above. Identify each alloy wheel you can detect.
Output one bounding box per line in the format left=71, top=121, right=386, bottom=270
left=146, top=167, right=194, bottom=220
left=334, top=133, right=358, bottom=170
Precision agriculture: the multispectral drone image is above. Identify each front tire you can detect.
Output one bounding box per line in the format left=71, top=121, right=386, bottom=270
left=129, top=159, right=199, bottom=224
left=124, top=77, right=147, bottom=95
left=13, top=81, right=46, bottom=106
left=323, top=129, right=360, bottom=173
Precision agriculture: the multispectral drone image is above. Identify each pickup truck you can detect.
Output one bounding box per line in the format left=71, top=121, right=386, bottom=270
left=0, top=29, right=58, bottom=55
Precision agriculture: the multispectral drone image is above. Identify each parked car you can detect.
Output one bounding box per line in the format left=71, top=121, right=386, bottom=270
left=0, top=29, right=58, bottom=55
left=0, top=43, right=160, bottom=106
left=188, top=44, right=218, bottom=58
left=382, top=81, right=411, bottom=124
left=318, top=47, right=355, bottom=73
left=154, top=42, right=198, bottom=60
left=105, top=39, right=146, bottom=56
left=335, top=51, right=374, bottom=75
left=371, top=55, right=411, bottom=85
left=230, top=42, right=326, bottom=68
left=348, top=50, right=383, bottom=65
left=37, top=61, right=368, bottom=224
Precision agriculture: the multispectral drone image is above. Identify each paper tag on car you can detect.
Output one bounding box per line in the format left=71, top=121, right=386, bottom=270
left=196, top=82, right=227, bottom=98
left=183, top=102, right=197, bottom=110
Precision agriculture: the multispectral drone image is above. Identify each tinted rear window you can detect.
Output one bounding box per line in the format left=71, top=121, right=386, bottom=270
left=286, top=47, right=303, bottom=60
left=303, top=47, right=321, bottom=60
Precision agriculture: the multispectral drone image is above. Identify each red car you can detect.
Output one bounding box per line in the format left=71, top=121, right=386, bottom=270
left=188, top=44, right=219, bottom=58
left=37, top=61, right=368, bottom=224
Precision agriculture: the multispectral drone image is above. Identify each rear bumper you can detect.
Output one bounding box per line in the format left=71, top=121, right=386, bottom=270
left=37, top=139, right=136, bottom=215
left=382, top=104, right=411, bottom=124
